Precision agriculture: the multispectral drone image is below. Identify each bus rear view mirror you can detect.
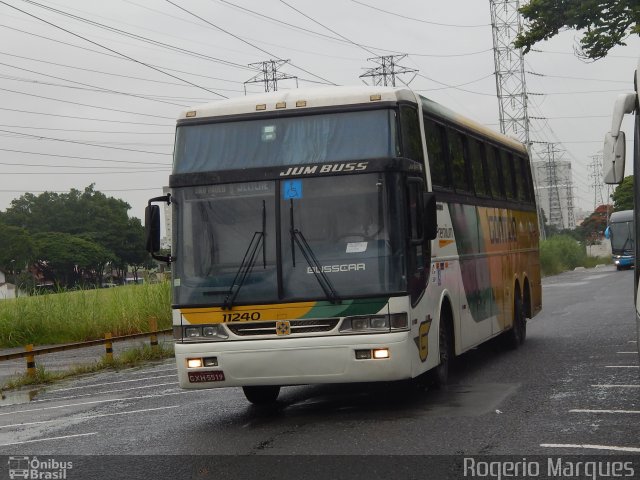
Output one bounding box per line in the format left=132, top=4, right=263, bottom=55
left=145, top=194, right=173, bottom=263
left=603, top=131, right=626, bottom=184
left=145, top=204, right=161, bottom=253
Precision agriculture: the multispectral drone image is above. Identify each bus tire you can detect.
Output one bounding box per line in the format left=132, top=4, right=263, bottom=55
left=504, top=297, right=526, bottom=349
left=242, top=385, right=280, bottom=405
left=430, top=314, right=452, bottom=388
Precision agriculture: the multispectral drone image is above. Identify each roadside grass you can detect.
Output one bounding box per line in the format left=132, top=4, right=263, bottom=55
left=1, top=343, right=174, bottom=391
left=0, top=282, right=171, bottom=348
left=540, top=235, right=611, bottom=276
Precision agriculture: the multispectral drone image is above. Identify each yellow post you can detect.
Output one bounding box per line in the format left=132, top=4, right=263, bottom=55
left=25, top=344, right=36, bottom=377
left=105, top=332, right=113, bottom=362
left=149, top=317, right=159, bottom=350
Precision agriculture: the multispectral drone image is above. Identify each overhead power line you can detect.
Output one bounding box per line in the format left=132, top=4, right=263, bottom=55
left=0, top=128, right=172, bottom=155
left=0, top=86, right=175, bottom=120
left=0, top=0, right=229, bottom=98
left=165, top=0, right=337, bottom=86
left=0, top=106, right=171, bottom=126
left=0, top=147, right=168, bottom=165
left=351, top=0, right=489, bottom=27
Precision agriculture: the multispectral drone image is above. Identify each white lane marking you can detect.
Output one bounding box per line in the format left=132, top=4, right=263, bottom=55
left=570, top=409, right=640, bottom=414
left=629, top=340, right=638, bottom=343
left=47, top=374, right=177, bottom=392
left=541, top=443, right=640, bottom=453
left=0, top=432, right=97, bottom=447
left=34, top=382, right=179, bottom=403
left=121, top=366, right=177, bottom=375
left=0, top=405, right=179, bottom=429
left=0, top=389, right=207, bottom=417
left=617, top=352, right=638, bottom=354
left=592, top=384, right=640, bottom=388
left=605, top=365, right=639, bottom=368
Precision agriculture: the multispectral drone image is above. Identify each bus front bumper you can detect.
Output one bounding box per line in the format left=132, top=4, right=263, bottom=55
left=174, top=332, right=414, bottom=388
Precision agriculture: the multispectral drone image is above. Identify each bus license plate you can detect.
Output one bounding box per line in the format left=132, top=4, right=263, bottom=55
left=188, top=371, right=225, bottom=383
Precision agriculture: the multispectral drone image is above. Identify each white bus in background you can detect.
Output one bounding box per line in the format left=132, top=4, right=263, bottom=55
left=602, top=57, right=640, bottom=354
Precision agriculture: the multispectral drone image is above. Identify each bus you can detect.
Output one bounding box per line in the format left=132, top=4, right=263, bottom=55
left=602, top=57, right=640, bottom=354
left=605, top=210, right=635, bottom=270
left=145, top=86, right=542, bottom=404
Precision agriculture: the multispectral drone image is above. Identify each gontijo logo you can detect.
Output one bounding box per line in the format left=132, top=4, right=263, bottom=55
left=8, top=456, right=73, bottom=479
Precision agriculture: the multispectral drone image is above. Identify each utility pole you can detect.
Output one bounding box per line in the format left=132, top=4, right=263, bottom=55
left=244, top=60, right=298, bottom=94
left=359, top=55, right=417, bottom=87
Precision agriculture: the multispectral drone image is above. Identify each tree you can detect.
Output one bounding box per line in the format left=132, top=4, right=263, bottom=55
left=514, top=0, right=640, bottom=60
left=611, top=175, right=634, bottom=211
left=32, top=232, right=114, bottom=288
left=577, top=204, right=613, bottom=244
left=0, top=223, right=34, bottom=273
left=2, top=185, right=147, bottom=283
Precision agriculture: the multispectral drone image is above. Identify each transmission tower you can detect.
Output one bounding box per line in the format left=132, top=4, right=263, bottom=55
left=565, top=178, right=576, bottom=229
left=542, top=143, right=565, bottom=229
left=489, top=0, right=530, bottom=144
left=588, top=153, right=605, bottom=210
left=489, top=0, right=547, bottom=237
left=244, top=60, right=298, bottom=94
left=359, top=55, right=417, bottom=87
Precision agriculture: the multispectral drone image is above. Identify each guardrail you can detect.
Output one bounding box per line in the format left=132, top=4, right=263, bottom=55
left=0, top=318, right=172, bottom=376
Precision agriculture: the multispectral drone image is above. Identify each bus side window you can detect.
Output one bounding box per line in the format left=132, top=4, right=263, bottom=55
left=448, top=128, right=470, bottom=192
left=468, top=137, right=489, bottom=197
left=485, top=145, right=503, bottom=198
left=513, top=156, right=528, bottom=202
left=500, top=150, right=516, bottom=200
left=423, top=117, right=451, bottom=189
left=407, top=179, right=428, bottom=305
left=399, top=105, right=424, bottom=163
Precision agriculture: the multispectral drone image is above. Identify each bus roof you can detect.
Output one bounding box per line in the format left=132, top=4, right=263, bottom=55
left=178, top=86, right=419, bottom=120
left=609, top=210, right=634, bottom=223
left=179, top=86, right=526, bottom=155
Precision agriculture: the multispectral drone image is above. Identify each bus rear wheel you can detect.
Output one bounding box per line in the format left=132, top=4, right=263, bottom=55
left=242, top=385, right=280, bottom=405
left=504, top=297, right=526, bottom=349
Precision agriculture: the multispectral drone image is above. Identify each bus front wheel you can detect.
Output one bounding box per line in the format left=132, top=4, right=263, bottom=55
left=430, top=315, right=452, bottom=388
left=242, top=385, right=280, bottom=405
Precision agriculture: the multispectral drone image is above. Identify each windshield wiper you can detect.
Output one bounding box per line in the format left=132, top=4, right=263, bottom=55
left=222, top=200, right=266, bottom=310
left=289, top=200, right=340, bottom=304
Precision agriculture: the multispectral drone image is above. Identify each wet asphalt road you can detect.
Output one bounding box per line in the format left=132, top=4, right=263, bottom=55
left=0, top=266, right=637, bottom=461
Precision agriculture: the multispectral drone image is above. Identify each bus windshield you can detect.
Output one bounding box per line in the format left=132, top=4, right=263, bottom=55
left=172, top=172, right=406, bottom=306
left=173, top=109, right=397, bottom=173
left=609, top=220, right=634, bottom=254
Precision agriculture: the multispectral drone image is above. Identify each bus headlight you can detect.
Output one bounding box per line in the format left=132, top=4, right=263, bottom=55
left=339, top=313, right=408, bottom=333
left=182, top=325, right=229, bottom=341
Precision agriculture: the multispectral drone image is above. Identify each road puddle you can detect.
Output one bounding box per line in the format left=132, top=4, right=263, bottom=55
left=0, top=389, right=39, bottom=406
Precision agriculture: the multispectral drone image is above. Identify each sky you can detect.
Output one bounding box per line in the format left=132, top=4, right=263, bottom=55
left=0, top=0, right=638, bottom=222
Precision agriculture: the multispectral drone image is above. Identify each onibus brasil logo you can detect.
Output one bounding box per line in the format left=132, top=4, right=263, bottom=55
left=8, top=456, right=73, bottom=479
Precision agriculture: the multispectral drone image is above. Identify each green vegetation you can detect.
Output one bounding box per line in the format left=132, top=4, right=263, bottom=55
left=611, top=176, right=634, bottom=212
left=1, top=343, right=174, bottom=390
left=514, top=0, right=639, bottom=60
left=540, top=235, right=610, bottom=276
left=0, top=282, right=171, bottom=348
left=0, top=185, right=154, bottom=290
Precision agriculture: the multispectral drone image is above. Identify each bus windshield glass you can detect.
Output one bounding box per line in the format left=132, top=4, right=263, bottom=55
left=173, top=109, right=397, bottom=173
left=172, top=173, right=406, bottom=306
left=609, top=220, right=634, bottom=254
